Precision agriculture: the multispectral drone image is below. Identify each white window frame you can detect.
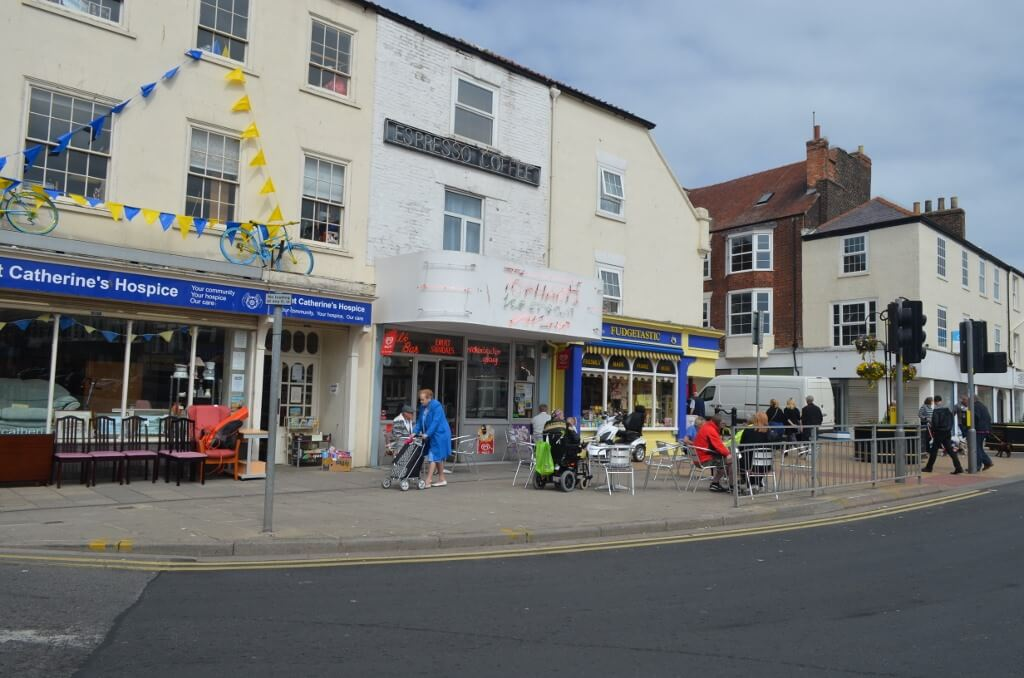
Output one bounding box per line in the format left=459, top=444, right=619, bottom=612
left=995, top=325, right=1002, bottom=353
left=1014, top=332, right=1021, bottom=366
left=979, top=259, right=987, bottom=296
left=936, top=306, right=948, bottom=348
left=196, top=0, right=251, bottom=64
left=840, top=234, right=868, bottom=275
left=936, top=237, right=947, bottom=278
left=830, top=299, right=877, bottom=347
left=702, top=292, right=712, bottom=328
left=1014, top=276, right=1021, bottom=312
left=727, top=232, right=773, bottom=274
left=961, top=250, right=970, bottom=288
left=994, top=268, right=1001, bottom=302
left=597, top=165, right=625, bottom=219
left=703, top=251, right=711, bottom=280
left=442, top=189, right=484, bottom=254
left=450, top=71, right=497, bottom=146
left=307, top=16, right=355, bottom=102
left=39, top=0, right=124, bottom=25
left=184, top=125, right=240, bottom=223
left=727, top=288, right=772, bottom=337
left=598, top=265, right=623, bottom=315
left=299, top=152, right=347, bottom=248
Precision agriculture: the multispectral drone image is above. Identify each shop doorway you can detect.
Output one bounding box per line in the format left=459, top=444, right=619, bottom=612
left=416, top=359, right=460, bottom=434
left=260, top=354, right=319, bottom=463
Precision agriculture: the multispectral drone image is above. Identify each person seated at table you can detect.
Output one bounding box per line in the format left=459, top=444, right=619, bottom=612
left=682, top=416, right=704, bottom=446
left=543, top=411, right=578, bottom=466
left=617, top=405, right=646, bottom=444
left=692, top=414, right=734, bottom=493
left=740, top=411, right=776, bottom=489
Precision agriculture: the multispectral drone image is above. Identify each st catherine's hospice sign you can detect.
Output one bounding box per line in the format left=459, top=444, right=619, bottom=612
left=0, top=256, right=371, bottom=326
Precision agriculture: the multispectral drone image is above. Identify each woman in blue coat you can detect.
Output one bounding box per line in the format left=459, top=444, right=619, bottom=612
left=413, top=388, right=452, bottom=487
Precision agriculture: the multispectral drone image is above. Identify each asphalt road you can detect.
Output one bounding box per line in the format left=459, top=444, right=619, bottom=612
left=2, top=483, right=1023, bottom=678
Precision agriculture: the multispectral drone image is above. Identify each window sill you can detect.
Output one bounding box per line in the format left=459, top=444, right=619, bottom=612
left=726, top=269, right=773, bottom=276
left=595, top=209, right=626, bottom=223
left=298, top=85, right=360, bottom=110
left=300, top=240, right=353, bottom=259
left=839, top=271, right=869, bottom=278
left=23, top=0, right=136, bottom=38
left=196, top=52, right=258, bottom=78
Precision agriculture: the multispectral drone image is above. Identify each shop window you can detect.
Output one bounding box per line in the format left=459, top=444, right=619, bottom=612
left=266, top=329, right=319, bottom=355
left=656, top=360, right=676, bottom=428
left=0, top=310, right=60, bottom=434
left=513, top=344, right=537, bottom=419
left=24, top=86, right=113, bottom=199
left=465, top=340, right=509, bottom=419
left=197, top=0, right=249, bottom=63
left=292, top=331, right=306, bottom=354
left=308, top=19, right=353, bottom=97
left=306, top=332, right=319, bottom=354
left=131, top=321, right=198, bottom=413
left=381, top=356, right=414, bottom=419
left=59, top=315, right=129, bottom=414
left=577, top=352, right=678, bottom=430
left=632, top=358, right=653, bottom=427
left=279, top=360, right=314, bottom=425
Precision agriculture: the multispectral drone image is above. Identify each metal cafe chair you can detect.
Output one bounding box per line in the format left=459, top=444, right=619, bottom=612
left=449, top=434, right=479, bottom=474
left=643, top=440, right=685, bottom=490
left=744, top=447, right=779, bottom=500
left=513, top=441, right=536, bottom=487
left=684, top=444, right=718, bottom=492
left=600, top=446, right=635, bottom=495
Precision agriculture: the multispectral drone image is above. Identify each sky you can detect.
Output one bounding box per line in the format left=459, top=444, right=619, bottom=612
left=381, top=0, right=1024, bottom=266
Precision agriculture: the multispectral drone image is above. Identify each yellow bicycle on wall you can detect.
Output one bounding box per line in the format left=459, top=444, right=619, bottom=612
left=0, top=186, right=59, bottom=235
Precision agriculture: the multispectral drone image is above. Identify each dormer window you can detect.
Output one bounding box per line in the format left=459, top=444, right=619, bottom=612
left=755, top=191, right=773, bottom=205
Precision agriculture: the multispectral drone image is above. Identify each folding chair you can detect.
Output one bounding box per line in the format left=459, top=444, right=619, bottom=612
left=513, top=442, right=536, bottom=487
left=685, top=444, right=717, bottom=492
left=449, top=434, right=478, bottom=474
left=601, top=446, right=634, bottom=495
left=744, top=447, right=779, bottom=499
left=643, top=440, right=684, bottom=490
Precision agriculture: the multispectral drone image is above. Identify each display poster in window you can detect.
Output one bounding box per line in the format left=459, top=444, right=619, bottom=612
left=582, top=353, right=604, bottom=369
left=514, top=381, right=534, bottom=418
left=556, top=349, right=570, bottom=370
left=467, top=341, right=504, bottom=367
left=657, top=360, right=676, bottom=375
left=633, top=358, right=653, bottom=372
left=381, top=329, right=397, bottom=356
left=477, top=425, right=495, bottom=454
left=386, top=330, right=462, bottom=356
left=607, top=355, right=629, bottom=371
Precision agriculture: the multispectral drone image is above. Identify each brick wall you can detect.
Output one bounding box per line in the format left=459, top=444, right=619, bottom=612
left=367, top=17, right=551, bottom=267
left=812, top=147, right=872, bottom=227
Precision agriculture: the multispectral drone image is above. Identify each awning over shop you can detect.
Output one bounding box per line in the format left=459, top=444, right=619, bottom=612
left=586, top=339, right=683, bottom=361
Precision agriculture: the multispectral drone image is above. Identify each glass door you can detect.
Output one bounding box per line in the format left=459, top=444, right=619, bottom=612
left=439, top=360, right=460, bottom=435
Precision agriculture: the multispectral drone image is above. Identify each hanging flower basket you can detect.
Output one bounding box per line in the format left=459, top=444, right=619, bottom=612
left=854, top=335, right=880, bottom=355
left=889, top=363, right=917, bottom=383
left=856, top=360, right=886, bottom=388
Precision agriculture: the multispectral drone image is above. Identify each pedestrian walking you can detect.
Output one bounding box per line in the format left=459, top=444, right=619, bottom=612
left=960, top=395, right=995, bottom=471
left=766, top=399, right=786, bottom=430
left=782, top=398, right=802, bottom=442
left=800, top=395, right=823, bottom=441
left=413, top=388, right=452, bottom=488
left=923, top=395, right=963, bottom=474
left=918, top=397, right=934, bottom=458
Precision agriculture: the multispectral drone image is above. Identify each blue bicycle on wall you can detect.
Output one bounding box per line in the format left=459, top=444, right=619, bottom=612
left=219, top=220, right=314, bottom=275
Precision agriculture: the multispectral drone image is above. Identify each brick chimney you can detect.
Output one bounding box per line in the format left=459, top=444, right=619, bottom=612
left=806, top=125, right=872, bottom=226
left=922, top=196, right=966, bottom=240
left=805, top=125, right=831, bottom=189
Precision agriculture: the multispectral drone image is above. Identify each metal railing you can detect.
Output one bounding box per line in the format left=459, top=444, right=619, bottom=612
left=727, top=425, right=923, bottom=506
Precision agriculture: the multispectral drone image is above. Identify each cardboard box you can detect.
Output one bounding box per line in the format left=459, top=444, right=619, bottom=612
left=324, top=457, right=352, bottom=472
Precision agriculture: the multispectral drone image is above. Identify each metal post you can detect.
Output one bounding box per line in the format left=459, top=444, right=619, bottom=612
left=753, top=310, right=762, bottom=412
left=870, top=423, right=878, bottom=487
left=810, top=425, right=818, bottom=496
left=965, top=320, right=978, bottom=474
left=45, top=314, right=61, bottom=435
left=730, top=407, right=739, bottom=507
left=263, top=303, right=284, bottom=533
left=894, top=350, right=906, bottom=482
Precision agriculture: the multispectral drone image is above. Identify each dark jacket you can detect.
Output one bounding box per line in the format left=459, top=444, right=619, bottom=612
left=782, top=407, right=802, bottom=427
left=766, top=406, right=785, bottom=425
left=931, top=406, right=954, bottom=435
left=801, top=403, right=823, bottom=427
left=973, top=401, right=992, bottom=433
left=623, top=410, right=645, bottom=434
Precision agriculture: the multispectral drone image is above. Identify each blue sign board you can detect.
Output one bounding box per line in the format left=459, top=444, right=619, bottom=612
left=688, top=334, right=721, bottom=351
left=0, top=256, right=371, bottom=326
left=601, top=322, right=682, bottom=347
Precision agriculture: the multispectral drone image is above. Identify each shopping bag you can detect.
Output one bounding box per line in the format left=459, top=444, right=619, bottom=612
left=535, top=440, right=554, bottom=476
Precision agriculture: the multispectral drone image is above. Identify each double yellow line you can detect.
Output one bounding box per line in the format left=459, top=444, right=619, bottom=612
left=0, top=490, right=988, bottom=572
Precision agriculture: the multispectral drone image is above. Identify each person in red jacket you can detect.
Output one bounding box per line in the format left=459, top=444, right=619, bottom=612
left=692, top=415, right=734, bottom=492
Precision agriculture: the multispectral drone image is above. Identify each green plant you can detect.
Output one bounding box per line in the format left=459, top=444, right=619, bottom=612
left=856, top=360, right=886, bottom=387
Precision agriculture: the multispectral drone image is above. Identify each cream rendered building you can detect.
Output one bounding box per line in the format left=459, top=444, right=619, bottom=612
left=548, top=91, right=720, bottom=443
left=1, top=1, right=379, bottom=465
left=801, top=198, right=1022, bottom=425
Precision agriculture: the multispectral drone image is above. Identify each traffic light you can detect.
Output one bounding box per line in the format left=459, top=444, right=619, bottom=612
left=892, top=300, right=927, bottom=363
left=959, top=320, right=987, bottom=373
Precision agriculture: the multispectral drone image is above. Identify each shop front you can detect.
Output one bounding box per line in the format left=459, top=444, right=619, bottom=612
left=371, top=250, right=604, bottom=465
left=554, top=318, right=721, bottom=447
left=0, top=252, right=372, bottom=468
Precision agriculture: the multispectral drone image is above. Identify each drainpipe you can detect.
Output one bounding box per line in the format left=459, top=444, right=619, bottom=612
left=546, top=86, right=560, bottom=266
left=792, top=216, right=800, bottom=375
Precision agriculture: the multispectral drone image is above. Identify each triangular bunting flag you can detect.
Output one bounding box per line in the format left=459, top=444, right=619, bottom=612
left=259, top=178, right=276, bottom=194
left=69, top=194, right=90, bottom=207
left=23, top=145, right=43, bottom=169
left=0, top=157, right=6, bottom=173
left=194, top=218, right=208, bottom=236
left=140, top=82, right=157, bottom=98
left=159, top=212, right=177, bottom=231
left=36, top=314, right=52, bottom=322
left=110, top=99, right=130, bottom=114
left=59, top=317, right=75, bottom=330
left=86, top=197, right=104, bottom=207
left=107, top=202, right=125, bottom=221
left=44, top=189, right=61, bottom=200
left=179, top=215, right=194, bottom=239
left=123, top=206, right=140, bottom=221
left=100, top=330, right=119, bottom=343
left=231, top=95, right=251, bottom=112
left=0, top=178, right=20, bottom=193
left=267, top=205, right=284, bottom=223
left=240, top=122, right=259, bottom=139
left=141, top=208, right=159, bottom=225
left=163, top=66, right=180, bottom=80
left=82, top=324, right=96, bottom=334
left=30, top=184, right=49, bottom=198
left=249, top=149, right=266, bottom=166
left=0, top=322, right=6, bottom=331
left=225, top=68, right=246, bottom=84
left=226, top=222, right=241, bottom=244
left=13, top=319, right=32, bottom=331
left=185, top=49, right=203, bottom=61
left=50, top=132, right=74, bottom=157
left=88, top=114, right=107, bottom=140
left=158, top=331, right=175, bottom=342
left=221, top=42, right=231, bottom=58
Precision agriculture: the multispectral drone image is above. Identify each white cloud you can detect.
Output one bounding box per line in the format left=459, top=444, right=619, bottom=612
left=381, top=0, right=1024, bottom=264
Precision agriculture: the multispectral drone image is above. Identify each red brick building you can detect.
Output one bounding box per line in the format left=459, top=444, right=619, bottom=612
left=688, top=126, right=871, bottom=375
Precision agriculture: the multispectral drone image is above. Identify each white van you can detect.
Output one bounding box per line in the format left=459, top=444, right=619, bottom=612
left=695, top=375, right=834, bottom=427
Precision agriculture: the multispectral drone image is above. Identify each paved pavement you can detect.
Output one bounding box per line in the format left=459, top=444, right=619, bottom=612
left=0, top=453, right=1020, bottom=558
